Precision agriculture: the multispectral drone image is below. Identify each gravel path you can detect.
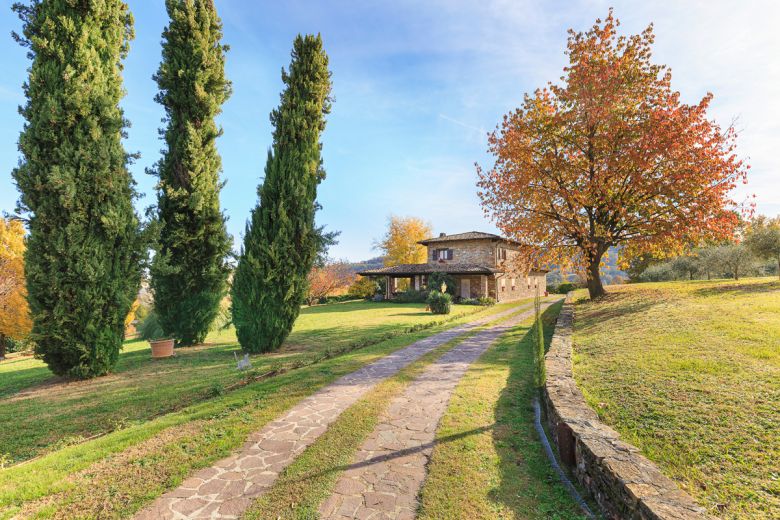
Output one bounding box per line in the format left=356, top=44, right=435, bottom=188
left=134, top=304, right=529, bottom=520
left=317, top=305, right=546, bottom=520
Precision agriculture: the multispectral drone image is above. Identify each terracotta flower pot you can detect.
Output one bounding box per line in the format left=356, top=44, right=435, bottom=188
left=149, top=338, right=175, bottom=359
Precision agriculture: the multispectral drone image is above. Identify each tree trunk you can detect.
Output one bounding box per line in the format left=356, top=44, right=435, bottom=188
left=0, top=333, right=6, bottom=361
left=586, top=249, right=606, bottom=299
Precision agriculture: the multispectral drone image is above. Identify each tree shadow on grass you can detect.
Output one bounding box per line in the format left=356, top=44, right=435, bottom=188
left=690, top=279, right=780, bottom=298
left=574, top=292, right=659, bottom=330
left=284, top=425, right=495, bottom=485
left=490, top=303, right=591, bottom=519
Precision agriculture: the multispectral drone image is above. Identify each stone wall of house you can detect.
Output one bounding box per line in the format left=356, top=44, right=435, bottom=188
left=454, top=275, right=484, bottom=299
left=427, top=239, right=497, bottom=266
left=495, top=272, right=546, bottom=302
left=543, top=298, right=715, bottom=520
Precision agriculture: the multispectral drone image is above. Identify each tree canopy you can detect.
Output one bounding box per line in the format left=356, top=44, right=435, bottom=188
left=149, top=0, right=233, bottom=347
left=231, top=34, right=333, bottom=353
left=478, top=11, right=747, bottom=298
left=0, top=218, right=32, bottom=359
left=12, top=0, right=144, bottom=377
left=375, top=216, right=432, bottom=266
left=745, top=215, right=780, bottom=279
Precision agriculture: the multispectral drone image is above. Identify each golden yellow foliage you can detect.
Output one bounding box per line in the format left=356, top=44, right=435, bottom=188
left=375, top=216, right=432, bottom=266
left=0, top=218, right=32, bottom=344
left=124, top=298, right=140, bottom=335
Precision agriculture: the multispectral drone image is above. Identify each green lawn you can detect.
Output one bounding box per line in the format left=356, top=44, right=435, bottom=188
left=417, top=302, right=587, bottom=519
left=573, top=278, right=780, bottom=519
left=0, top=301, right=487, bottom=464
left=0, top=301, right=525, bottom=519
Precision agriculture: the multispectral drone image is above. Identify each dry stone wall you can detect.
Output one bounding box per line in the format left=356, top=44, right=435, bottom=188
left=543, top=298, right=716, bottom=520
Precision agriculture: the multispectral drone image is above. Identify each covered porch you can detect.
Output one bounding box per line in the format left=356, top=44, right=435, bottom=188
left=357, top=263, right=501, bottom=301
left=383, top=273, right=494, bottom=300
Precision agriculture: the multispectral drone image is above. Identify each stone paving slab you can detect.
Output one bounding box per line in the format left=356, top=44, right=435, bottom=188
left=134, top=304, right=530, bottom=520
left=318, top=304, right=548, bottom=520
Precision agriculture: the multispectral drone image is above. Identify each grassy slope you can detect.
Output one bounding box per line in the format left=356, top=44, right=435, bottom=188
left=0, top=301, right=521, bottom=518
left=0, top=301, right=484, bottom=464
left=573, top=278, right=780, bottom=519
left=417, top=301, right=586, bottom=519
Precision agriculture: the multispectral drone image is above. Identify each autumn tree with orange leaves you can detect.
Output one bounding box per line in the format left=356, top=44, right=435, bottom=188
left=0, top=218, right=32, bottom=359
left=306, top=261, right=354, bottom=306
left=478, top=11, right=747, bottom=299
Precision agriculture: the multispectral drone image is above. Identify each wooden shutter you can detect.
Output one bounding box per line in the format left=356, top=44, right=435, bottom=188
left=447, top=249, right=453, bottom=260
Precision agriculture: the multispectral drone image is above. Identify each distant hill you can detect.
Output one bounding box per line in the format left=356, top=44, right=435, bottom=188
left=546, top=247, right=626, bottom=287
left=345, top=256, right=385, bottom=275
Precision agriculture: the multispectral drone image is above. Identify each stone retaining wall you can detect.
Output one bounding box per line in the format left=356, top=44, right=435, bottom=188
left=543, top=299, right=716, bottom=520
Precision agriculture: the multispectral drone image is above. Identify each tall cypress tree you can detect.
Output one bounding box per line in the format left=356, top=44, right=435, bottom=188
left=12, top=0, right=144, bottom=378
left=150, top=0, right=232, bottom=346
left=232, top=35, right=332, bottom=353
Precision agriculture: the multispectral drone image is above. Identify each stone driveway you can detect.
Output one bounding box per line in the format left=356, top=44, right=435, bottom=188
left=317, top=304, right=547, bottom=520
left=134, top=304, right=530, bottom=519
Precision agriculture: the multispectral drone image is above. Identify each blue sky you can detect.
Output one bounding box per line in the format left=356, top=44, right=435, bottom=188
left=1, top=1, right=777, bottom=261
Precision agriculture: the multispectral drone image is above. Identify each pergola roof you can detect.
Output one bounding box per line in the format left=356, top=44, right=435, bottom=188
left=358, top=263, right=502, bottom=277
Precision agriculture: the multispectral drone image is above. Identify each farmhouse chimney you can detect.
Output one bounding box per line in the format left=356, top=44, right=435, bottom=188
left=439, top=232, right=446, bottom=237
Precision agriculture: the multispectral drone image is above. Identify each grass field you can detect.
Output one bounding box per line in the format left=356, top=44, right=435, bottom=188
left=572, top=278, right=780, bottom=519
left=241, top=300, right=583, bottom=520
left=0, top=301, right=490, bottom=465
left=0, top=301, right=530, bottom=519
left=417, top=301, right=586, bottom=519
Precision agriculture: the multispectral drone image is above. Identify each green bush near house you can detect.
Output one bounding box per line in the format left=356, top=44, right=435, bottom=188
left=393, top=289, right=429, bottom=303
left=348, top=277, right=379, bottom=299
left=460, top=296, right=496, bottom=306
left=428, top=272, right=456, bottom=295
left=427, top=291, right=452, bottom=314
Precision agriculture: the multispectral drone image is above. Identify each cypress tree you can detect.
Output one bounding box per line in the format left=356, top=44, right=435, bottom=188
left=11, top=0, right=144, bottom=378
left=150, top=0, right=232, bottom=346
left=231, top=35, right=332, bottom=353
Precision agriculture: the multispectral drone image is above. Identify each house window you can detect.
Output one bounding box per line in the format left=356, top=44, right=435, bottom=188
left=497, top=248, right=507, bottom=261
left=510, top=277, right=516, bottom=289
left=500, top=278, right=506, bottom=291
left=436, top=249, right=453, bottom=261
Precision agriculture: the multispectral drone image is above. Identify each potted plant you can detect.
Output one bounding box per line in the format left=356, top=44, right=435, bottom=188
left=138, top=311, right=174, bottom=359
left=149, top=336, right=174, bottom=359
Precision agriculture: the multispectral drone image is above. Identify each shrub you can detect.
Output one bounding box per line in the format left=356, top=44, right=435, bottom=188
left=5, top=337, right=34, bottom=354
left=460, top=296, right=496, bottom=306
left=138, top=312, right=167, bottom=342
left=428, top=272, right=456, bottom=295
left=427, top=291, right=452, bottom=314
left=348, top=277, right=379, bottom=299
left=316, top=294, right=357, bottom=305
left=393, top=289, right=429, bottom=303
left=556, top=282, right=578, bottom=294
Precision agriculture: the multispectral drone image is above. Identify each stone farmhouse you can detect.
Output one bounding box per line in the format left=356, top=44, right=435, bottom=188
left=358, top=231, right=547, bottom=302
